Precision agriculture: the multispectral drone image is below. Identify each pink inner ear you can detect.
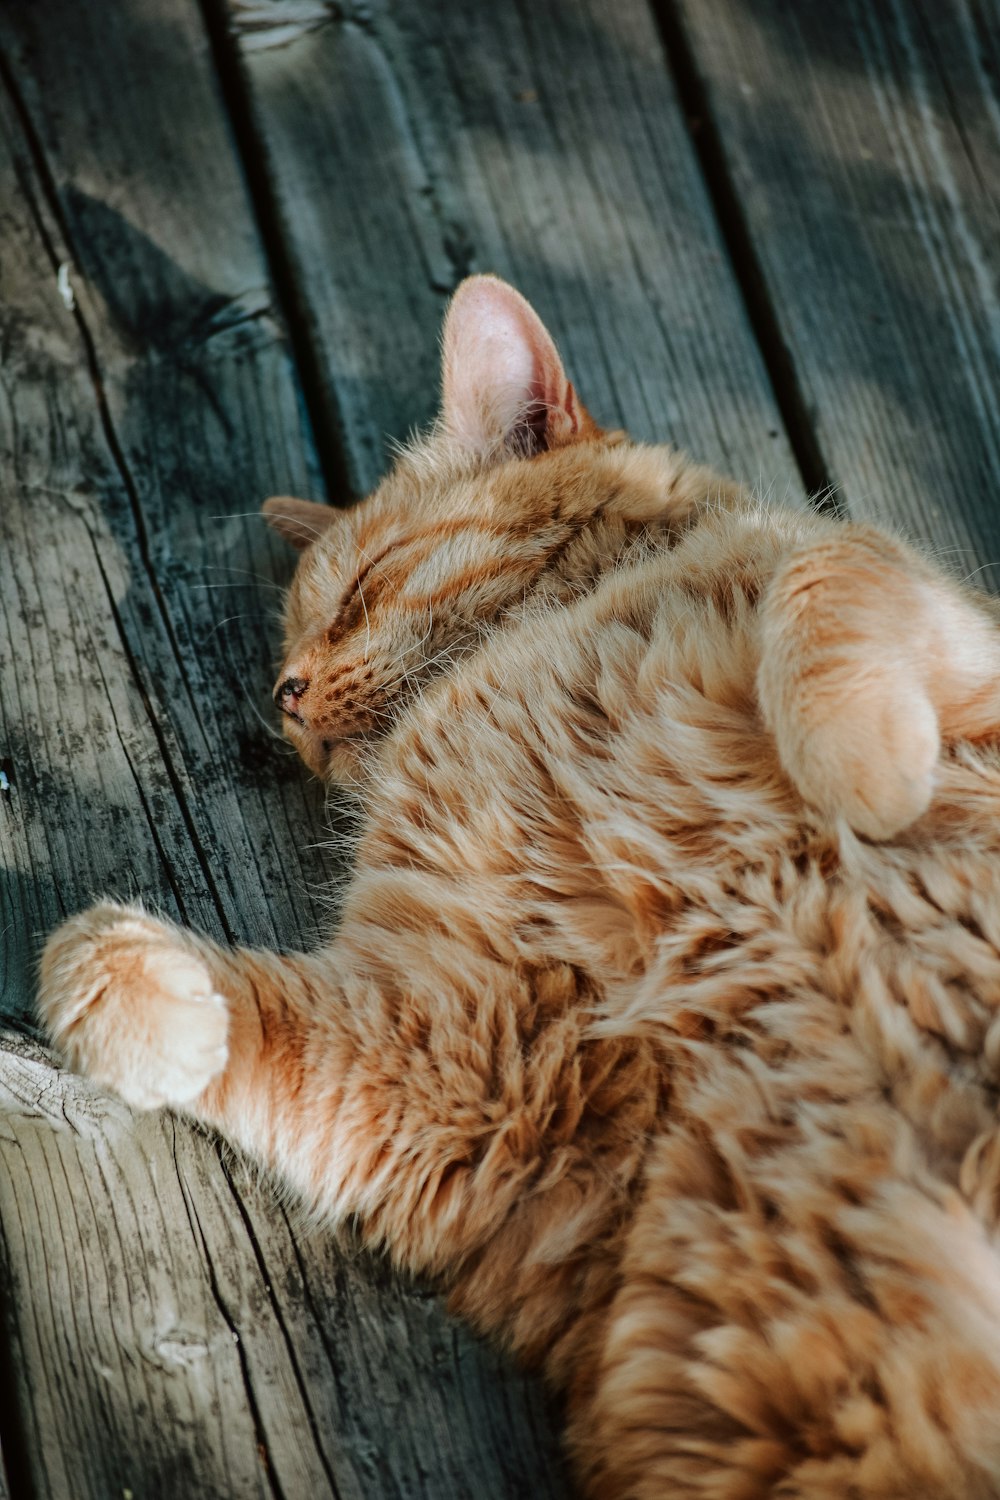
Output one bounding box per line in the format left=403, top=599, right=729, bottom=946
left=441, top=276, right=574, bottom=457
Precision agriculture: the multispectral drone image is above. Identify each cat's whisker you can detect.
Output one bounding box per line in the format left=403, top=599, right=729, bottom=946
left=375, top=638, right=477, bottom=701
left=376, top=642, right=431, bottom=697
left=960, top=559, right=1000, bottom=586
left=927, top=545, right=976, bottom=561
left=207, top=509, right=326, bottom=524
left=203, top=611, right=251, bottom=643
left=411, top=638, right=474, bottom=677
left=198, top=564, right=289, bottom=593
left=374, top=667, right=413, bottom=699
left=190, top=581, right=286, bottom=601
left=363, top=708, right=397, bottom=731
left=232, top=681, right=291, bottom=747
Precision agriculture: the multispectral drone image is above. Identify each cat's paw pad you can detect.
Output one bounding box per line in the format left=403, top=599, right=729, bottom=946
left=39, top=902, right=229, bottom=1111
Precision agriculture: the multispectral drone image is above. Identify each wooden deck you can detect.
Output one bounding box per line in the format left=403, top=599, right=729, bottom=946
left=1, top=1, right=998, bottom=1494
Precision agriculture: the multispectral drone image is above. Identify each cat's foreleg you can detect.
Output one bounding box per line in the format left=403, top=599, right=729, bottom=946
left=38, top=899, right=643, bottom=1289
left=757, top=524, right=1000, bottom=839
left=39, top=901, right=425, bottom=1234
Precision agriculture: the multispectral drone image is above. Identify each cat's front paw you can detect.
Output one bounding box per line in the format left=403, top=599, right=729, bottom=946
left=39, top=902, right=229, bottom=1111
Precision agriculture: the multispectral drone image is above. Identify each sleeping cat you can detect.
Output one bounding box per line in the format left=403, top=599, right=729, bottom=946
left=39, top=275, right=1000, bottom=1498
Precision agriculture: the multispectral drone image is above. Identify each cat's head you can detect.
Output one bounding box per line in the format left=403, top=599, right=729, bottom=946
left=263, top=276, right=675, bottom=782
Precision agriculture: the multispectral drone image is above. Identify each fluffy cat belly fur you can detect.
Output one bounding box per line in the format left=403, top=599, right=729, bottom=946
left=38, top=277, right=1000, bottom=1498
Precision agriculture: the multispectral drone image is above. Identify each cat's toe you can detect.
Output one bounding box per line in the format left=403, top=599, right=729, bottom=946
left=39, top=901, right=229, bottom=1111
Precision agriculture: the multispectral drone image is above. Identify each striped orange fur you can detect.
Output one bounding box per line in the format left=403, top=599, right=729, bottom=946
left=40, top=276, right=1000, bottom=1498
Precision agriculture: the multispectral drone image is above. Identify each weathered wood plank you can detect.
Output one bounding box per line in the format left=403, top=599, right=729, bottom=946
left=216, top=0, right=801, bottom=497
left=0, top=20, right=341, bottom=1495
left=214, top=1158, right=571, bottom=1499
left=670, top=0, right=1000, bottom=570
left=0, top=0, right=568, bottom=1494
left=0, top=9, right=329, bottom=988
left=0, top=1033, right=324, bottom=1500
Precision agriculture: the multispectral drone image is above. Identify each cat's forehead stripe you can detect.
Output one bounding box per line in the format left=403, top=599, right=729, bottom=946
left=400, top=534, right=507, bottom=599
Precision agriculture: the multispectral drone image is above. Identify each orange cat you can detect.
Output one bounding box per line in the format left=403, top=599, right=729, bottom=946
left=39, top=277, right=1000, bottom=1498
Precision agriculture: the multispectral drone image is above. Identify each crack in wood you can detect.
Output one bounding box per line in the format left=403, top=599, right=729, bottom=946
left=173, top=1123, right=290, bottom=1500
left=651, top=0, right=838, bottom=511
left=214, top=1146, right=345, bottom=1500
left=199, top=0, right=356, bottom=503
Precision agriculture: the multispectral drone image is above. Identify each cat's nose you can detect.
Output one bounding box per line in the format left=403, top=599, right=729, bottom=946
left=274, top=675, right=308, bottom=721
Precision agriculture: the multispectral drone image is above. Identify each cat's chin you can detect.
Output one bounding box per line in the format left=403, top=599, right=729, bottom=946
left=283, top=722, right=369, bottom=785
left=322, top=735, right=370, bottom=788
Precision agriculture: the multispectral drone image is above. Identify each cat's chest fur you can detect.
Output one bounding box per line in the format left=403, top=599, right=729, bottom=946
left=358, top=494, right=1000, bottom=1186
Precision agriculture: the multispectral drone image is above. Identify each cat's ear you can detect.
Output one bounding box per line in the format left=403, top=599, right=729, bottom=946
left=440, top=275, right=600, bottom=461
left=262, top=495, right=340, bottom=551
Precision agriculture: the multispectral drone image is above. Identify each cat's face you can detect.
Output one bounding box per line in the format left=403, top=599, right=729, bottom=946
left=263, top=277, right=632, bottom=782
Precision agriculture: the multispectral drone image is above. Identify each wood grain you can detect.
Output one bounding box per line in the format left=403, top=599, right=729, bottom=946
left=670, top=0, right=1000, bottom=577
left=216, top=0, right=801, bottom=498
left=0, top=0, right=568, bottom=1493
left=0, top=7, right=337, bottom=1491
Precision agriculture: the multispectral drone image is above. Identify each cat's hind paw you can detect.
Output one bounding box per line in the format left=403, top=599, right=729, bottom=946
left=39, top=902, right=229, bottom=1111
left=786, top=680, right=940, bottom=841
